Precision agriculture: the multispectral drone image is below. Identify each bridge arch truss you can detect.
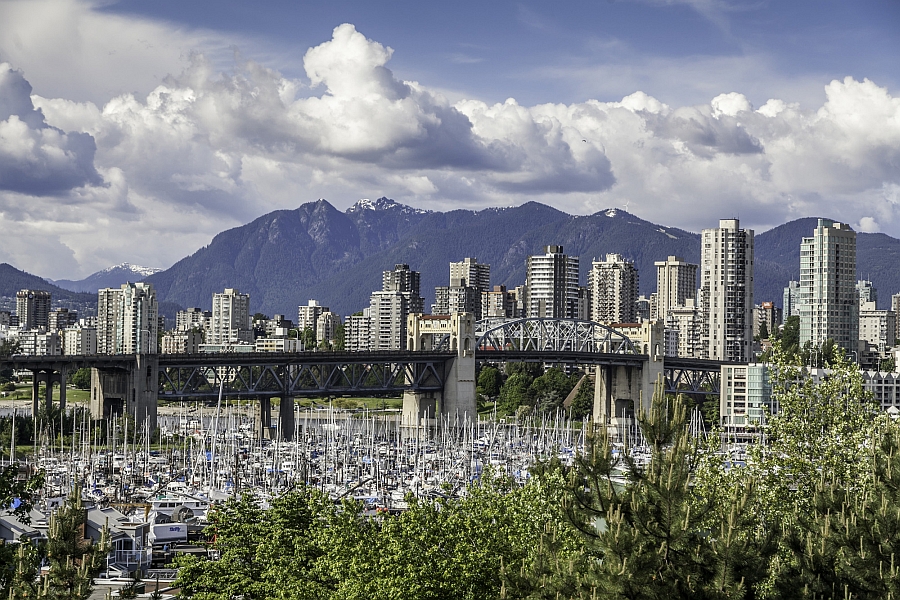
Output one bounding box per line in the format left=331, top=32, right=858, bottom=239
left=474, top=318, right=636, bottom=355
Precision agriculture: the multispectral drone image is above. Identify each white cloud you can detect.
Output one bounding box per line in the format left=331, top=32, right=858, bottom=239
left=0, top=63, right=102, bottom=196
left=2, top=13, right=900, bottom=280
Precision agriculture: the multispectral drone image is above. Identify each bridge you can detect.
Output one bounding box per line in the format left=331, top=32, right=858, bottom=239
left=1, top=315, right=733, bottom=438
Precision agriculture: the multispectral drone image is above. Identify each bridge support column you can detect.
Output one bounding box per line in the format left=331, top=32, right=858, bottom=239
left=279, top=397, right=295, bottom=441
left=404, top=312, right=477, bottom=427
left=593, top=322, right=665, bottom=442
left=58, top=367, right=67, bottom=413
left=31, top=373, right=39, bottom=418
left=89, top=355, right=158, bottom=432
left=256, top=398, right=272, bottom=439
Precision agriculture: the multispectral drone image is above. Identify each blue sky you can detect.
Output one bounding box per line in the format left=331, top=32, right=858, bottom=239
left=0, top=0, right=898, bottom=277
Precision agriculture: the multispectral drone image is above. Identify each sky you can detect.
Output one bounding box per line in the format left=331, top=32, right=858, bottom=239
left=0, top=0, right=899, bottom=279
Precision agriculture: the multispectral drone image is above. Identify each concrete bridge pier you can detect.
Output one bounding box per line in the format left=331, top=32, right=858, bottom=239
left=89, top=355, right=158, bottom=429
left=256, top=397, right=272, bottom=440
left=402, top=313, right=477, bottom=427
left=279, top=396, right=295, bottom=441
left=593, top=321, right=665, bottom=441
left=31, top=368, right=66, bottom=417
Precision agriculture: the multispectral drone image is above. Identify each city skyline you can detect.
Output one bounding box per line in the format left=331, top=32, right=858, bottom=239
left=0, top=1, right=898, bottom=280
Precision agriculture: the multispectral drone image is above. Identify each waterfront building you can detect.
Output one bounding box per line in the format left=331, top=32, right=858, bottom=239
left=525, top=246, right=579, bottom=319
left=700, top=219, right=754, bottom=362
left=720, top=363, right=772, bottom=436
left=255, top=337, right=302, bottom=353
left=635, top=296, right=651, bottom=322
left=17, top=330, right=60, bottom=356
left=210, top=288, right=252, bottom=346
left=799, top=219, right=858, bottom=354
left=433, top=286, right=480, bottom=318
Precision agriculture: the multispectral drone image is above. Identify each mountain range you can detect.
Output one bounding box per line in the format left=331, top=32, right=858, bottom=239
left=5, top=199, right=900, bottom=321
left=52, top=263, right=163, bottom=293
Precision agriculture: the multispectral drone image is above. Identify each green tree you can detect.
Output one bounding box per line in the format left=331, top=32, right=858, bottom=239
left=568, top=374, right=594, bottom=421
left=758, top=321, right=769, bottom=341
left=498, top=372, right=532, bottom=415
left=477, top=366, right=502, bottom=399
left=781, top=315, right=800, bottom=355
left=529, top=368, right=575, bottom=413
left=69, top=368, right=91, bottom=390
left=508, top=379, right=770, bottom=599
left=174, top=490, right=333, bottom=599
left=301, top=327, right=317, bottom=351
left=762, top=422, right=900, bottom=599
left=880, top=355, right=896, bottom=373
left=25, top=488, right=111, bottom=600
left=333, top=323, right=345, bottom=351
left=324, top=472, right=578, bottom=600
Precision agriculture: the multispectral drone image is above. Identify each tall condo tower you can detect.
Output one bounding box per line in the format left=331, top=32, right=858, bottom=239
left=700, top=219, right=754, bottom=362
left=525, top=246, right=580, bottom=319
left=97, top=282, right=158, bottom=354
left=799, top=219, right=858, bottom=354
left=588, top=254, right=639, bottom=324
left=16, top=289, right=51, bottom=330
left=449, top=258, right=490, bottom=292
left=370, top=264, right=425, bottom=350
left=210, top=288, right=252, bottom=345
left=653, top=256, right=698, bottom=320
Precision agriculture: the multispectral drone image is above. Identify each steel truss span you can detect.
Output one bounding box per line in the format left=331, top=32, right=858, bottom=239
left=474, top=318, right=636, bottom=354
left=157, top=351, right=452, bottom=400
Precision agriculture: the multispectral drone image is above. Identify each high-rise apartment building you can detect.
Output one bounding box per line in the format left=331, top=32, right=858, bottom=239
left=176, top=308, right=210, bottom=331
left=16, top=290, right=51, bottom=331
left=588, top=253, right=639, bottom=324
left=859, top=301, right=896, bottom=358
left=799, top=219, right=858, bottom=354
left=783, top=281, right=801, bottom=321
left=209, top=288, right=252, bottom=346
left=449, top=258, right=490, bottom=292
left=653, top=256, right=698, bottom=321
left=316, top=311, right=340, bottom=346
left=525, top=246, right=579, bottom=319
left=700, top=219, right=754, bottom=362
left=62, top=325, right=97, bottom=355
left=433, top=286, right=480, bottom=317
left=481, top=285, right=518, bottom=319
left=666, top=299, right=703, bottom=358
left=298, top=300, right=328, bottom=333
left=49, top=308, right=78, bottom=332
left=753, top=302, right=782, bottom=339
left=346, top=310, right=372, bottom=352
left=857, top=280, right=877, bottom=306
left=97, top=282, right=158, bottom=354
left=368, top=265, right=424, bottom=350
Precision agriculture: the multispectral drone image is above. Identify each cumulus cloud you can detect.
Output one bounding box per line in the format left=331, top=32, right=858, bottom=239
left=0, top=63, right=102, bottom=195
left=2, top=15, right=900, bottom=279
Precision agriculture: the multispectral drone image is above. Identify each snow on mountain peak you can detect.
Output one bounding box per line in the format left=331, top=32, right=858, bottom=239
left=102, top=263, right=162, bottom=277
left=347, top=197, right=430, bottom=215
